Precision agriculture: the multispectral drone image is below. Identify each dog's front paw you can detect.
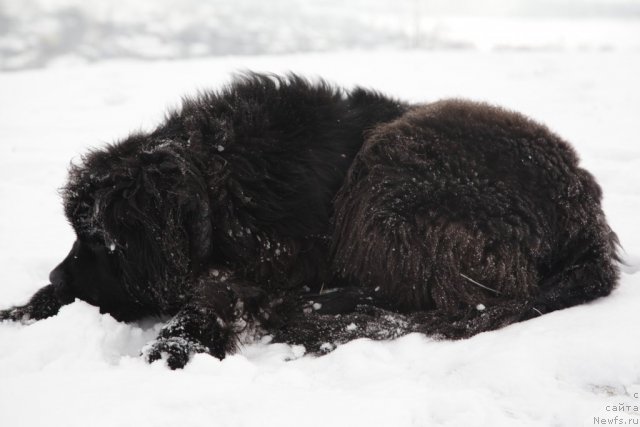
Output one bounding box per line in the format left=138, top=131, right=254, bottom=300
left=142, top=337, right=210, bottom=369
left=0, top=307, right=29, bottom=322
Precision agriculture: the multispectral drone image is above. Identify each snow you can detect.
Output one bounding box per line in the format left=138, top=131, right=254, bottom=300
left=0, top=50, right=639, bottom=426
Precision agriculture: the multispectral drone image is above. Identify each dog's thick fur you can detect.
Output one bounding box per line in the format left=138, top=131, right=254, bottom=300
left=0, top=74, right=619, bottom=368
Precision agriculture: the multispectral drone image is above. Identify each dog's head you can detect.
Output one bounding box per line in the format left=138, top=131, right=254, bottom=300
left=50, top=136, right=213, bottom=319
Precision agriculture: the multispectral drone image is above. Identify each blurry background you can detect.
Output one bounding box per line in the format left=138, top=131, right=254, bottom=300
left=1, top=0, right=639, bottom=70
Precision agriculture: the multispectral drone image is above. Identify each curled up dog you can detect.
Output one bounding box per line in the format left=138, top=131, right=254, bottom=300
left=0, top=73, right=619, bottom=369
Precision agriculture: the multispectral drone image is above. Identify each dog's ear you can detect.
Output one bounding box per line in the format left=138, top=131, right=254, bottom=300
left=87, top=143, right=212, bottom=277
left=131, top=144, right=213, bottom=271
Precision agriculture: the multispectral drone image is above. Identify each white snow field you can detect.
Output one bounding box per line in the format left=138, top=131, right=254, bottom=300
left=0, top=51, right=639, bottom=426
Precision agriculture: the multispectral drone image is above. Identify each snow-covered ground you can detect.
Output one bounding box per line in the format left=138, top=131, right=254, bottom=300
left=0, top=51, right=639, bottom=426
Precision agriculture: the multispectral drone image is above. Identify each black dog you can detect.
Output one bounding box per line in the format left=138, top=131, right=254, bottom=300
left=0, top=73, right=619, bottom=368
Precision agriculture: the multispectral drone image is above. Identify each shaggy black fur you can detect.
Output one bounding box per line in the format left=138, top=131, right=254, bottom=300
left=0, top=73, right=619, bottom=369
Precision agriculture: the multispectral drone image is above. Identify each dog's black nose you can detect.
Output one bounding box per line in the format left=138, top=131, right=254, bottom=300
left=49, top=264, right=66, bottom=287
left=49, top=264, right=76, bottom=304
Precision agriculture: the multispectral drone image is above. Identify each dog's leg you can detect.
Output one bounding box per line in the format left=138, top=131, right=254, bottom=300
left=270, top=286, right=408, bottom=353
left=270, top=286, right=522, bottom=352
left=143, top=302, right=232, bottom=369
left=143, top=268, right=267, bottom=369
left=0, top=284, right=69, bottom=322
left=527, top=230, right=619, bottom=316
left=272, top=297, right=539, bottom=353
left=272, top=302, right=413, bottom=354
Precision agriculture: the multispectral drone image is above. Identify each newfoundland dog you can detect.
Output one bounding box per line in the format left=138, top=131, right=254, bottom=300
left=0, top=73, right=619, bottom=368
